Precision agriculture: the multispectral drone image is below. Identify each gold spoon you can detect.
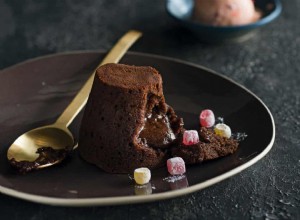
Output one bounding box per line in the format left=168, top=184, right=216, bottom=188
left=7, top=30, right=142, bottom=170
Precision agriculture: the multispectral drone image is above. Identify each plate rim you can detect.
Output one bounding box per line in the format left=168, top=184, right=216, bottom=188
left=0, top=50, right=276, bottom=206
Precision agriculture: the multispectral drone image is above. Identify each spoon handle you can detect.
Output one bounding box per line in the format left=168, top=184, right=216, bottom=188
left=55, top=30, right=142, bottom=127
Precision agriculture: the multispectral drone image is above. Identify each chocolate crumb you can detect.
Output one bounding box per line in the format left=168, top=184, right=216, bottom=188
left=172, top=127, right=239, bottom=164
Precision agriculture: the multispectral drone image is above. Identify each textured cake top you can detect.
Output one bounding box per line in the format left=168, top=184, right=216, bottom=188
left=96, top=63, right=162, bottom=90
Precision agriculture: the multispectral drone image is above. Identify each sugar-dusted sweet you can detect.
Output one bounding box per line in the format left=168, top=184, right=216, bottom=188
left=134, top=167, right=151, bottom=185
left=214, top=123, right=231, bottom=138
left=199, top=109, right=215, bottom=128
left=167, top=157, right=186, bottom=175
left=183, top=130, right=199, bottom=146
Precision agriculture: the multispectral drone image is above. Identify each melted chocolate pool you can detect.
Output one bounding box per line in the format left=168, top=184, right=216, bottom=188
left=139, top=112, right=176, bottom=148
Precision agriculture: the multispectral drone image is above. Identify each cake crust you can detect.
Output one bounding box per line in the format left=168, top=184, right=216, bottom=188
left=79, top=63, right=183, bottom=173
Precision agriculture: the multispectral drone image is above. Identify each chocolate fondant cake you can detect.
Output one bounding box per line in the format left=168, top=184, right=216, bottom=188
left=78, top=63, right=183, bottom=173
left=79, top=63, right=240, bottom=174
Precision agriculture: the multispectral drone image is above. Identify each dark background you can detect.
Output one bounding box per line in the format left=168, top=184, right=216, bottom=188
left=0, top=0, right=299, bottom=219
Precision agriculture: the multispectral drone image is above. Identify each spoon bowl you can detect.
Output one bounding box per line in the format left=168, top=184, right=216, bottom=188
left=7, top=125, right=74, bottom=163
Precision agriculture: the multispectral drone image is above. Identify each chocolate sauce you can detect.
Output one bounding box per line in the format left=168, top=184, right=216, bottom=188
left=9, top=146, right=71, bottom=173
left=139, top=112, right=176, bottom=148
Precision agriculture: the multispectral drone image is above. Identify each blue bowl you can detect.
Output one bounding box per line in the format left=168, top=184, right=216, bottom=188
left=166, top=0, right=282, bottom=43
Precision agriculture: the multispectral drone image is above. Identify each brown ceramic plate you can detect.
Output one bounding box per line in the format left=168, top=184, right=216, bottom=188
left=0, top=51, right=275, bottom=206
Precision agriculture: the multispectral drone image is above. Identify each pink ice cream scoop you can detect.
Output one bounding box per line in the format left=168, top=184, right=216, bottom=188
left=194, top=0, right=261, bottom=26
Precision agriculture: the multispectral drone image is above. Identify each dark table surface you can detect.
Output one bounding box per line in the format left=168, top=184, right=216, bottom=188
left=0, top=0, right=299, bottom=219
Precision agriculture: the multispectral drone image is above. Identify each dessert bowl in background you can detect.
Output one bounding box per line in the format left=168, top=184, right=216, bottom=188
left=166, top=0, right=282, bottom=43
